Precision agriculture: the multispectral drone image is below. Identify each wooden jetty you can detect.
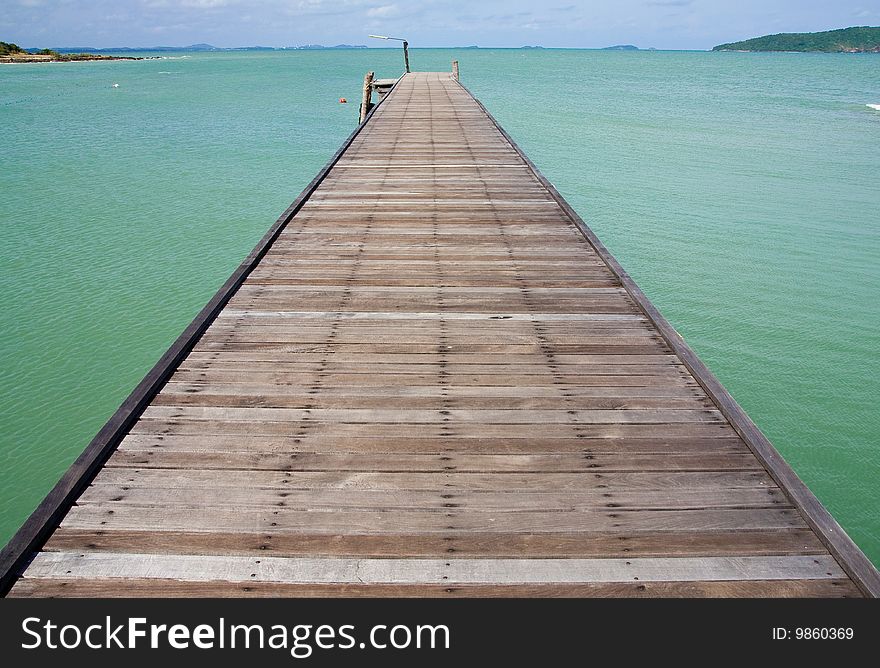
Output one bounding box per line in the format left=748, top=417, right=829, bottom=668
left=2, top=70, right=878, bottom=597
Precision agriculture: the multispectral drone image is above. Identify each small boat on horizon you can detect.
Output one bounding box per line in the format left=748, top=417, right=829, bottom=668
left=868, top=103, right=880, bottom=111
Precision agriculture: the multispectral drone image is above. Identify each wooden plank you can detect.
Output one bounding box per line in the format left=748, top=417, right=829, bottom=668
left=60, top=506, right=807, bottom=533
left=78, top=484, right=787, bottom=512
left=117, top=432, right=747, bottom=454
left=152, top=391, right=710, bottom=410
left=42, top=527, right=827, bottom=559
left=87, top=467, right=775, bottom=491
left=162, top=383, right=704, bottom=398
left=178, top=353, right=682, bottom=365
left=217, top=311, right=646, bottom=321
left=126, top=421, right=740, bottom=439
left=165, top=372, right=700, bottom=387
left=159, top=382, right=704, bottom=398
left=23, top=552, right=843, bottom=583
left=174, top=361, right=687, bottom=374
left=192, top=343, right=663, bottom=354
left=104, top=450, right=762, bottom=473
left=10, top=578, right=861, bottom=598
left=139, top=406, right=727, bottom=425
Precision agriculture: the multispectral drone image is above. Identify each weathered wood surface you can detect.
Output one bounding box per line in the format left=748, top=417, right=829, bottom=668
left=8, top=71, right=876, bottom=597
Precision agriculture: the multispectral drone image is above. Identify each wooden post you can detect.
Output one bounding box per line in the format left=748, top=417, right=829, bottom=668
left=452, top=60, right=459, bottom=81
left=402, top=41, right=410, bottom=73
left=359, top=71, right=374, bottom=124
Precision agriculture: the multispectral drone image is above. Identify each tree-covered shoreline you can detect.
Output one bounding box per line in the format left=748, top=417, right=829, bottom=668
left=714, top=26, right=880, bottom=53
left=1, top=41, right=146, bottom=62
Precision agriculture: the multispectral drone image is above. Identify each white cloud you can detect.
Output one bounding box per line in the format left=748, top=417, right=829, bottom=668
left=5, top=0, right=878, bottom=51
left=143, top=0, right=234, bottom=8
left=367, top=4, right=398, bottom=18
left=182, top=0, right=231, bottom=7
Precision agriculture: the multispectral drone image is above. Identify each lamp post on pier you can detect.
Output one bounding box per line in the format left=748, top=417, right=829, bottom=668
left=369, top=34, right=410, bottom=73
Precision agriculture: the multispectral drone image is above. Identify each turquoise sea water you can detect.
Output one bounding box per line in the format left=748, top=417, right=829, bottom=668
left=1, top=49, right=878, bottom=564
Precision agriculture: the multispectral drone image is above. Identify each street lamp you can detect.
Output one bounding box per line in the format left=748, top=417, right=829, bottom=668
left=369, top=34, right=410, bottom=73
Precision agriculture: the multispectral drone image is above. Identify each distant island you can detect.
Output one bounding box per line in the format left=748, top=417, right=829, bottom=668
left=39, top=43, right=367, bottom=53
left=283, top=44, right=367, bottom=50
left=602, top=45, right=639, bottom=51
left=0, top=41, right=147, bottom=63
left=713, top=26, right=880, bottom=52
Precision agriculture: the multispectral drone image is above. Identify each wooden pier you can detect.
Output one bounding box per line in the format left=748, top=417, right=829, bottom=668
left=2, top=70, right=878, bottom=597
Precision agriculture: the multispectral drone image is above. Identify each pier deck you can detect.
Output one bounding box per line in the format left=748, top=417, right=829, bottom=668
left=3, top=71, right=877, bottom=597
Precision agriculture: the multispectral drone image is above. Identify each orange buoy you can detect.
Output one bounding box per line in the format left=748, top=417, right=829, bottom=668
left=339, top=97, right=347, bottom=103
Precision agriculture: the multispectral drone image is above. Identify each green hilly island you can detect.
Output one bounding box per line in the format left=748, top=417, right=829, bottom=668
left=714, top=26, right=880, bottom=52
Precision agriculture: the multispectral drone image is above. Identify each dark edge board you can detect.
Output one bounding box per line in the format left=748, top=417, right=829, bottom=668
left=453, top=78, right=880, bottom=598
left=0, top=75, right=402, bottom=597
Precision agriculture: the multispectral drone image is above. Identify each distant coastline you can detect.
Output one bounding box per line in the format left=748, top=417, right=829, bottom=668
left=1, top=41, right=374, bottom=63
left=6, top=36, right=880, bottom=59
left=1, top=52, right=150, bottom=63
left=1, top=42, right=153, bottom=63
left=713, top=26, right=880, bottom=53
left=35, top=43, right=368, bottom=53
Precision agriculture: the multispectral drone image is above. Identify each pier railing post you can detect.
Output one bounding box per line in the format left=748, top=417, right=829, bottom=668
left=360, top=71, right=374, bottom=124
left=452, top=60, right=459, bottom=81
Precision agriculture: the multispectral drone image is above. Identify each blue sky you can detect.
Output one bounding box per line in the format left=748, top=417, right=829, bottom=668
left=3, top=0, right=879, bottom=50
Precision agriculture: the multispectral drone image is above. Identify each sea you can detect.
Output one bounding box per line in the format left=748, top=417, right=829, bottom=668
left=1, top=48, right=878, bottom=564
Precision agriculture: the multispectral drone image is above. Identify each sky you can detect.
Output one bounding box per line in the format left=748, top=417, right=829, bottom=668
left=2, top=0, right=879, bottom=50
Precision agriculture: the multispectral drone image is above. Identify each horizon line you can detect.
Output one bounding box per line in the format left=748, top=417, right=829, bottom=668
left=22, top=44, right=709, bottom=52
